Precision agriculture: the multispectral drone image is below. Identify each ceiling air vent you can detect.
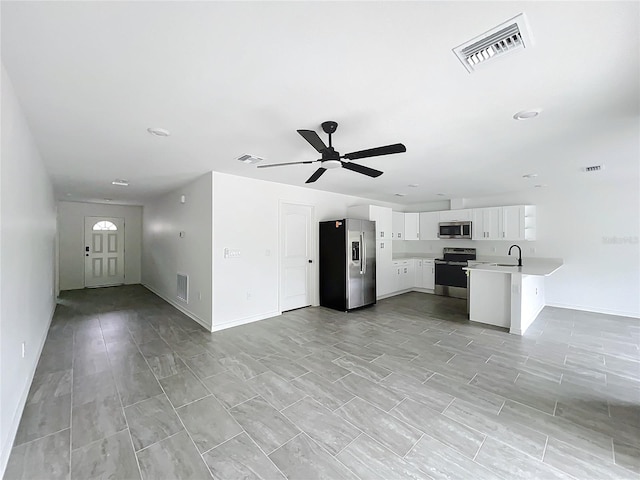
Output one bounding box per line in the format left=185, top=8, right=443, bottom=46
left=237, top=154, right=263, bottom=165
left=453, top=13, right=534, bottom=73
left=583, top=165, right=604, bottom=173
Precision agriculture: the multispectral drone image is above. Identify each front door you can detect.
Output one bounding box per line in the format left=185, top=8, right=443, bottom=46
left=280, top=203, right=313, bottom=311
left=84, top=216, right=125, bottom=287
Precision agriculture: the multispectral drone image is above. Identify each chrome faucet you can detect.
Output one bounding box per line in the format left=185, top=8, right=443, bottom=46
left=508, top=244, right=522, bottom=267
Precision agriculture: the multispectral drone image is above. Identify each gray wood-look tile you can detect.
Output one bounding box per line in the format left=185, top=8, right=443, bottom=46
left=269, top=434, right=359, bottom=480
left=26, top=370, right=72, bottom=405
left=176, top=395, right=243, bottom=453
left=391, top=398, right=485, bottom=458
left=332, top=353, right=392, bottom=382
left=109, top=350, right=151, bottom=376
left=333, top=341, right=385, bottom=362
left=475, top=437, right=573, bottom=480
left=379, top=373, right=453, bottom=413
left=372, top=354, right=434, bottom=382
left=335, top=397, right=422, bottom=457
left=14, top=393, right=71, bottom=446
left=183, top=352, right=227, bottom=379
left=425, top=373, right=505, bottom=415
left=158, top=370, right=208, bottom=408
left=202, top=371, right=259, bottom=409
left=281, top=397, right=361, bottom=455
left=136, top=430, right=212, bottom=480
left=336, top=433, right=431, bottom=480
left=404, top=432, right=503, bottom=480
left=146, top=352, right=189, bottom=379
left=444, top=397, right=547, bottom=459
left=289, top=372, right=354, bottom=411
left=72, top=370, right=118, bottom=407
left=336, top=373, right=404, bottom=412
left=115, top=369, right=163, bottom=407
left=229, top=396, right=300, bottom=454
left=259, top=354, right=310, bottom=381
left=71, top=430, right=140, bottom=480
left=218, top=352, right=269, bottom=380
left=170, top=339, right=208, bottom=358
left=124, top=394, right=184, bottom=451
left=73, top=350, right=111, bottom=378
left=71, top=393, right=127, bottom=449
left=138, top=338, right=174, bottom=358
left=297, top=353, right=351, bottom=382
left=365, top=341, right=420, bottom=361
left=5, top=429, right=70, bottom=480
left=203, top=432, right=286, bottom=480
left=244, top=371, right=305, bottom=410
left=613, top=438, right=640, bottom=474
left=544, top=436, right=638, bottom=479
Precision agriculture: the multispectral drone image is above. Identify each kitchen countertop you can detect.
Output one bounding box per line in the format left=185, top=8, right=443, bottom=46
left=392, top=253, right=438, bottom=260
left=464, top=259, right=563, bottom=276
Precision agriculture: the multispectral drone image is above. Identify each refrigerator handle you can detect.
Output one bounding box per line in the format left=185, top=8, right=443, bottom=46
left=361, top=232, right=366, bottom=275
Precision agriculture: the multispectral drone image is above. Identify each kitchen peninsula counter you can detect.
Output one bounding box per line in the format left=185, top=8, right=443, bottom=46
left=463, top=258, right=563, bottom=335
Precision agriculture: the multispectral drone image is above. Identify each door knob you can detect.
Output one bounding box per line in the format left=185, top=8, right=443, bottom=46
left=308, top=259, right=313, bottom=263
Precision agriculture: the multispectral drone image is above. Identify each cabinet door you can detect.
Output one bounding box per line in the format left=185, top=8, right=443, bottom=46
left=370, top=205, right=393, bottom=240
left=502, top=206, right=524, bottom=240
left=423, top=261, right=435, bottom=290
left=439, top=209, right=472, bottom=222
left=392, top=212, right=405, bottom=239
left=404, top=213, right=419, bottom=240
left=472, top=209, right=485, bottom=240
left=414, top=260, right=424, bottom=288
left=419, top=212, right=440, bottom=240
left=483, top=207, right=502, bottom=240
left=375, top=241, right=393, bottom=296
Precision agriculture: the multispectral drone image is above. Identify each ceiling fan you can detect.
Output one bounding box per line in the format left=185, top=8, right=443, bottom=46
left=257, top=121, right=407, bottom=183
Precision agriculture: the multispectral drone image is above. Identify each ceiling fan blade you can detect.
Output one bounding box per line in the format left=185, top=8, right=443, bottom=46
left=305, top=168, right=327, bottom=183
left=341, top=161, right=383, bottom=178
left=343, top=143, right=406, bottom=161
left=257, top=160, right=316, bottom=169
left=297, top=130, right=328, bottom=153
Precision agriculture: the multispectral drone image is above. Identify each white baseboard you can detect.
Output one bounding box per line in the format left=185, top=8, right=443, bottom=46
left=142, top=284, right=212, bottom=332
left=0, top=300, right=56, bottom=477
left=545, top=302, right=640, bottom=319
left=211, top=311, right=281, bottom=333
left=377, top=288, right=436, bottom=301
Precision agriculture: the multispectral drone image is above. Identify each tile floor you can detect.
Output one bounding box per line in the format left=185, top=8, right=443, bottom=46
left=4, top=285, right=640, bottom=479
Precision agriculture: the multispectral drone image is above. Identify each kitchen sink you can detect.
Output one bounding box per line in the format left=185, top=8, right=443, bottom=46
left=492, top=263, right=519, bottom=267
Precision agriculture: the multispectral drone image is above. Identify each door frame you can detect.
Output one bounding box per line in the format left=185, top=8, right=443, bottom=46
left=83, top=216, right=126, bottom=288
left=278, top=201, right=316, bottom=311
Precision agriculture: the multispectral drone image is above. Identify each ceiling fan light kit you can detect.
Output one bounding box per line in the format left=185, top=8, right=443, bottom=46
left=257, top=121, right=406, bottom=183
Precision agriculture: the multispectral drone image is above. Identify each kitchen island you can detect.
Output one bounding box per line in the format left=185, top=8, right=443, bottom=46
left=464, top=259, right=563, bottom=335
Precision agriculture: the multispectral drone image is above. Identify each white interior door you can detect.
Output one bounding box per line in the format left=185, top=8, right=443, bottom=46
left=280, top=203, right=313, bottom=311
left=84, top=216, right=125, bottom=287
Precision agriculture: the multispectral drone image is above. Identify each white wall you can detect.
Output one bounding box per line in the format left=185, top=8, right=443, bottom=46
left=142, top=173, right=213, bottom=330
left=57, top=201, right=142, bottom=290
left=396, top=182, right=640, bottom=318
left=212, top=172, right=401, bottom=330
left=0, top=65, right=56, bottom=475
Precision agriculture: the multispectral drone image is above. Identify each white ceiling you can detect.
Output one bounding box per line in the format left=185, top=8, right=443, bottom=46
left=2, top=1, right=638, bottom=206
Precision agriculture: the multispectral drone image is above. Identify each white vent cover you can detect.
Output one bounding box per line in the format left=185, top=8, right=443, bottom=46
left=582, top=165, right=604, bottom=172
left=177, top=273, right=189, bottom=302
left=236, top=154, right=263, bottom=164
left=453, top=13, right=534, bottom=73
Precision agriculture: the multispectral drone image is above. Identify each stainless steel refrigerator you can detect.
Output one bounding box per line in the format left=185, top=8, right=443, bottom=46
left=319, top=219, right=376, bottom=311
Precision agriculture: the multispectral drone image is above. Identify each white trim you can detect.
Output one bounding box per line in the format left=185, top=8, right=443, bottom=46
left=0, top=301, right=56, bottom=476
left=545, top=302, right=640, bottom=319
left=211, top=310, right=282, bottom=332
left=142, top=283, right=212, bottom=331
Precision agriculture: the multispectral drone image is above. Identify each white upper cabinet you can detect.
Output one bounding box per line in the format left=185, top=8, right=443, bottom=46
left=502, top=205, right=536, bottom=241
left=347, top=205, right=392, bottom=240
left=404, top=213, right=420, bottom=240
left=473, top=207, right=502, bottom=240
left=392, top=211, right=405, bottom=240
left=439, top=209, right=472, bottom=222
left=419, top=211, right=440, bottom=240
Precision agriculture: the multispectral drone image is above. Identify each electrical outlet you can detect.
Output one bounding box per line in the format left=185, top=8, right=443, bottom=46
left=21, top=342, right=25, bottom=358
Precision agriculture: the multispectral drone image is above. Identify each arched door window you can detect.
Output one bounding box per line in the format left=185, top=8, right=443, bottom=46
left=92, top=220, right=118, bottom=231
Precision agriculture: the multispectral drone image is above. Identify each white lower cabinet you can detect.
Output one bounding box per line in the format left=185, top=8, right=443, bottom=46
left=388, top=258, right=434, bottom=295
left=415, top=259, right=435, bottom=290
left=376, top=241, right=393, bottom=297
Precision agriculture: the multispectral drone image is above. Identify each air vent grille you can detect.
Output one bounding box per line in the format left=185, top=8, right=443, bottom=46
left=237, top=154, right=263, bottom=164
left=583, top=165, right=604, bottom=172
left=177, top=273, right=189, bottom=303
left=453, top=13, right=533, bottom=73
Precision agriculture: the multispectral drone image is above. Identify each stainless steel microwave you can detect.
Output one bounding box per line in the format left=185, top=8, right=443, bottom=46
left=438, top=221, right=472, bottom=239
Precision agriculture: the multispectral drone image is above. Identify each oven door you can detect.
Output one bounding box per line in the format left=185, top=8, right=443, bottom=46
left=434, top=261, right=468, bottom=299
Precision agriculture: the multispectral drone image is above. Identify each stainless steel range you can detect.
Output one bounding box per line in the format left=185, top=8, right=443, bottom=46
left=434, top=247, right=477, bottom=299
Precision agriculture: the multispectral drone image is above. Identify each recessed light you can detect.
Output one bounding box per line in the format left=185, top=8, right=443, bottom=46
left=513, top=109, right=541, bottom=120
left=408, top=184, right=419, bottom=188
left=112, top=179, right=129, bottom=186
left=147, top=127, right=170, bottom=137
left=534, top=184, right=548, bottom=188
left=522, top=173, right=538, bottom=179
left=394, top=193, right=407, bottom=197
